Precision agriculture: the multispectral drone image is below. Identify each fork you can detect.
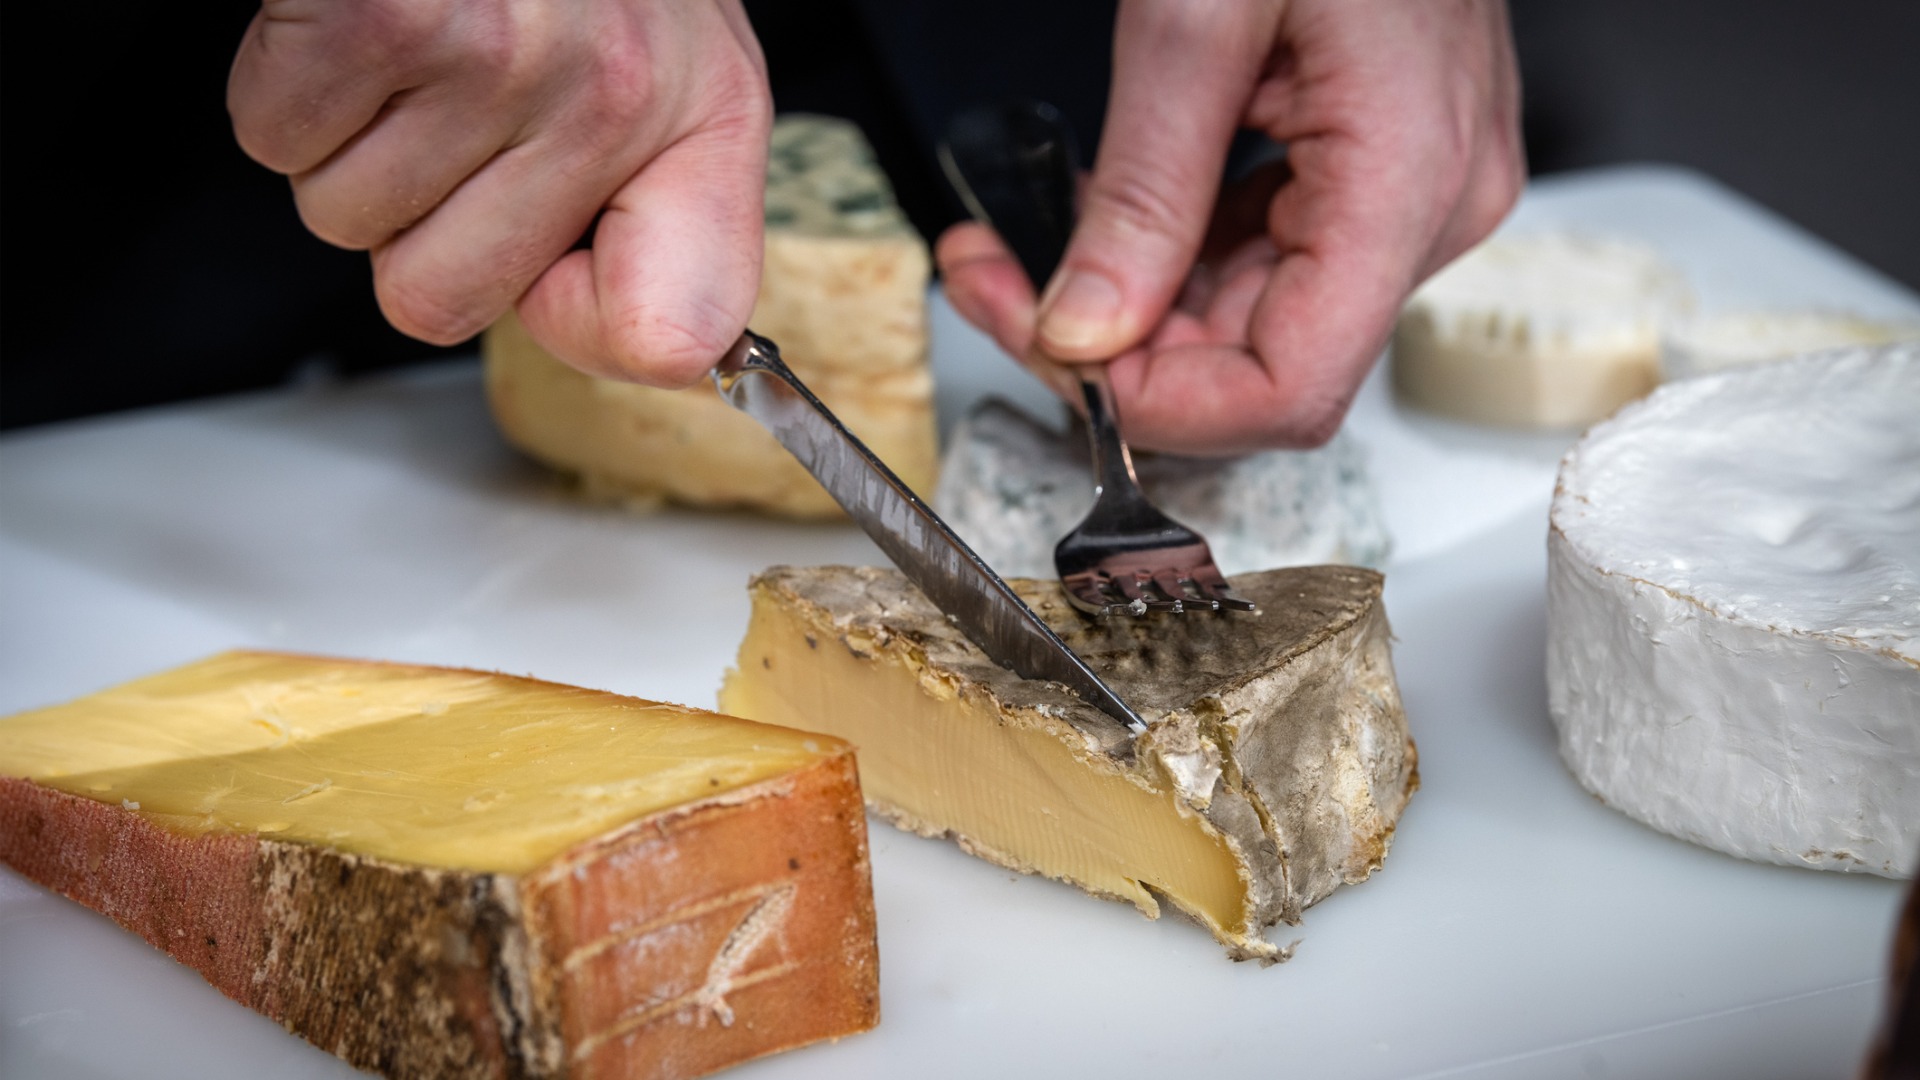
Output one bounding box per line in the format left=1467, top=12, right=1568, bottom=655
left=940, top=101, right=1257, bottom=616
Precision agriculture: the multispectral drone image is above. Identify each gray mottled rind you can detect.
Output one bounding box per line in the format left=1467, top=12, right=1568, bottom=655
left=933, top=399, right=1391, bottom=577
left=751, top=564, right=1417, bottom=961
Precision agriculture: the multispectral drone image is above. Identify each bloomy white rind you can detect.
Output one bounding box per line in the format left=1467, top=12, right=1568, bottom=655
left=1661, top=309, right=1920, bottom=381
left=1547, top=343, right=1920, bottom=878
left=1392, top=232, right=1693, bottom=428
left=1547, top=525, right=1919, bottom=877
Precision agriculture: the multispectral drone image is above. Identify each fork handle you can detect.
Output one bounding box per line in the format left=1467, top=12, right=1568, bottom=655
left=1074, top=366, right=1144, bottom=506
left=939, top=101, right=1078, bottom=289
left=940, top=102, right=1143, bottom=502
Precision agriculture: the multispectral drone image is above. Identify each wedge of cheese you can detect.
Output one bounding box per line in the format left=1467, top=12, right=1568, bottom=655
left=934, top=398, right=1391, bottom=577
left=484, top=114, right=936, bottom=519
left=1549, top=343, right=1919, bottom=876
left=1394, top=232, right=1693, bottom=428
left=0, top=651, right=879, bottom=1080
left=719, top=566, right=1415, bottom=962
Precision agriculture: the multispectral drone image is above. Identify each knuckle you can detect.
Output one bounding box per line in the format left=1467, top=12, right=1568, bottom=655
left=351, top=0, right=445, bottom=64
left=1131, top=0, right=1245, bottom=47
left=231, top=118, right=301, bottom=175
left=377, top=272, right=488, bottom=345
left=607, top=297, right=741, bottom=386
left=1086, top=157, right=1199, bottom=248
left=586, top=32, right=659, bottom=125
left=1286, top=398, right=1348, bottom=449
left=293, top=189, right=384, bottom=252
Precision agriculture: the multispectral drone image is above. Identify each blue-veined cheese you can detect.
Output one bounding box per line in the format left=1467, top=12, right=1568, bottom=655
left=484, top=115, right=934, bottom=518
left=932, top=398, right=1389, bottom=578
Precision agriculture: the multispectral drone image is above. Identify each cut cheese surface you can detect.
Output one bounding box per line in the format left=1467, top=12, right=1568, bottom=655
left=1548, top=343, right=1920, bottom=876
left=1, top=651, right=840, bottom=874
left=721, top=565, right=1416, bottom=961
left=726, top=591, right=1247, bottom=932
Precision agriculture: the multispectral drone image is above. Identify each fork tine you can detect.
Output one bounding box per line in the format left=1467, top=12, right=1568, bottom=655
left=1157, top=568, right=1217, bottom=611
left=1190, top=565, right=1258, bottom=612
left=1064, top=574, right=1123, bottom=616
left=1114, top=571, right=1182, bottom=613
left=1093, top=575, right=1150, bottom=616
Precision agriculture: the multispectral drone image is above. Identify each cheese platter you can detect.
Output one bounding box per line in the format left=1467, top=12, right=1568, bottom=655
left=2, top=165, right=1915, bottom=1078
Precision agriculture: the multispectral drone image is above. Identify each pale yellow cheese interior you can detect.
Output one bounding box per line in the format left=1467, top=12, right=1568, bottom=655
left=0, top=651, right=841, bottom=874
left=720, top=597, right=1249, bottom=938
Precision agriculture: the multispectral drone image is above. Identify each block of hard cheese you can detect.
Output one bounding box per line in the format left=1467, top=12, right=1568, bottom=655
left=720, top=566, right=1416, bottom=962
left=484, top=114, right=936, bottom=519
left=0, top=651, right=878, bottom=1080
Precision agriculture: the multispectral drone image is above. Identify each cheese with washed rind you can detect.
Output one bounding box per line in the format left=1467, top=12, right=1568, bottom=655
left=719, top=565, right=1416, bottom=962
left=0, top=651, right=880, bottom=1079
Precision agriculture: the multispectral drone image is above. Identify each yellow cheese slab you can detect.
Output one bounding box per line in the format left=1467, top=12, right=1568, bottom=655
left=1, top=651, right=840, bottom=874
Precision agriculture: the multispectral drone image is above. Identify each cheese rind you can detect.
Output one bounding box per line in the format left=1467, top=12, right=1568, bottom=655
left=483, top=114, right=936, bottom=519
left=933, top=399, right=1390, bottom=577
left=1547, top=344, right=1920, bottom=877
left=1393, top=232, right=1693, bottom=428
left=719, top=565, right=1416, bottom=961
left=1660, top=309, right=1920, bottom=380
left=0, top=652, right=881, bottom=1079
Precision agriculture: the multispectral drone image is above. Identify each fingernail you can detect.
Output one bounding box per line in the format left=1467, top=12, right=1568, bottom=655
left=1037, top=270, right=1122, bottom=354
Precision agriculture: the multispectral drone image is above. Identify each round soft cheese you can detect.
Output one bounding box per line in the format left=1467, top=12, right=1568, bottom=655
left=1394, top=232, right=1693, bottom=428
left=1547, top=342, right=1919, bottom=877
left=1661, top=309, right=1920, bottom=380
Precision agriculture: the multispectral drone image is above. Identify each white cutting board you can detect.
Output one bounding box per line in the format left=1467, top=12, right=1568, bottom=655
left=1, top=165, right=1914, bottom=1079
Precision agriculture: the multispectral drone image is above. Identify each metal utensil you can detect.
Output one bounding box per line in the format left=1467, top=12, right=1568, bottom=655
left=712, top=332, right=1148, bottom=733
left=939, top=101, right=1257, bottom=616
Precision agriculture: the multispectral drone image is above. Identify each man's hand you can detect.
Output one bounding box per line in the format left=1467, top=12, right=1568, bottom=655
left=229, top=0, right=770, bottom=386
left=938, top=0, right=1523, bottom=454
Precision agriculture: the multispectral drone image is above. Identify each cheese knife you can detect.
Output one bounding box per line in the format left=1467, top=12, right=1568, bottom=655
left=713, top=333, right=1148, bottom=734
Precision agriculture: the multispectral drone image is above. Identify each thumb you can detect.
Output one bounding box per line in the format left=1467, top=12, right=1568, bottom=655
left=1036, top=0, right=1281, bottom=361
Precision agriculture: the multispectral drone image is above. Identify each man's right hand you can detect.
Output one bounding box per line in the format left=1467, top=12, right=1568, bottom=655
left=229, top=0, right=771, bottom=386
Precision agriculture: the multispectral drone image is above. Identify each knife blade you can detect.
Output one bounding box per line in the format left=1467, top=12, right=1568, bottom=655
left=713, top=332, right=1147, bottom=734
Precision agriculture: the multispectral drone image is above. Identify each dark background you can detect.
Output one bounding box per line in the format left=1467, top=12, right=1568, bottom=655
left=4, top=0, right=1917, bottom=429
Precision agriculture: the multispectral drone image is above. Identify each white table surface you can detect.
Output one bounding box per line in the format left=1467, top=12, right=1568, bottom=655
left=2, top=165, right=1915, bottom=1079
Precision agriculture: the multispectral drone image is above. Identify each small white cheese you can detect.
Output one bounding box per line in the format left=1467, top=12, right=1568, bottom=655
left=1661, top=309, right=1920, bottom=380
left=1393, top=232, right=1694, bottom=428
left=932, top=399, right=1390, bottom=577
left=1547, top=343, right=1919, bottom=877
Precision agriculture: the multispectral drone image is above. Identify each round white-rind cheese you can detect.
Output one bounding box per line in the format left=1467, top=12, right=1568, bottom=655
left=1394, top=232, right=1693, bottom=428
left=1660, top=308, right=1920, bottom=380
left=1547, top=342, right=1919, bottom=877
